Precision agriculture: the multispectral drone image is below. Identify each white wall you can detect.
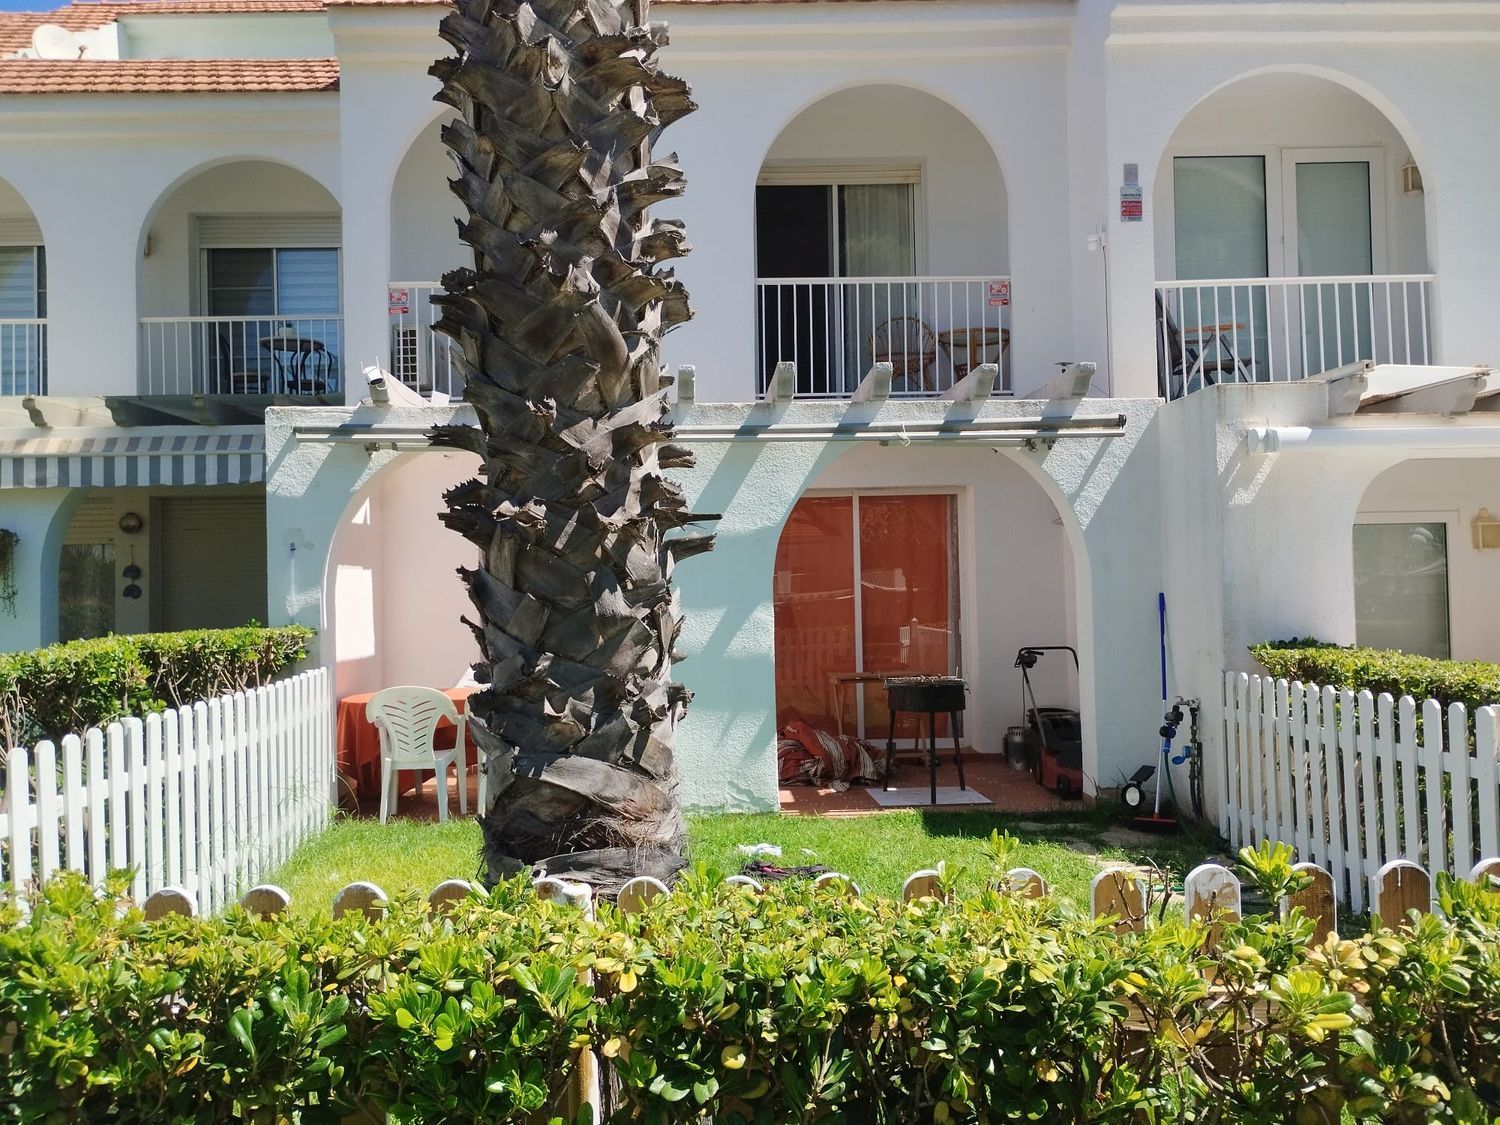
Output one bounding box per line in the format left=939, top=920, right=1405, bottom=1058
left=0, top=489, right=80, bottom=653
left=0, top=179, right=37, bottom=229
left=390, top=117, right=465, bottom=285
left=1358, top=457, right=1500, bottom=664
left=1152, top=72, right=1428, bottom=278
left=762, top=85, right=1007, bottom=279
left=120, top=14, right=336, bottom=60
left=321, top=446, right=478, bottom=700
left=140, top=162, right=342, bottom=319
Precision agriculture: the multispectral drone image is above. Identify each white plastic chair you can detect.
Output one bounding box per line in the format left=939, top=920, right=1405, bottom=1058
left=366, top=686, right=468, bottom=824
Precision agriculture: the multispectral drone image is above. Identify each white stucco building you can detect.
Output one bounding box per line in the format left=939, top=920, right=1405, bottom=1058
left=2, top=0, right=1498, bottom=819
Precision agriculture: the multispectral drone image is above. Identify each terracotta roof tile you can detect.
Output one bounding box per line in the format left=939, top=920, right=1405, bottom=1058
left=0, top=56, right=339, bottom=93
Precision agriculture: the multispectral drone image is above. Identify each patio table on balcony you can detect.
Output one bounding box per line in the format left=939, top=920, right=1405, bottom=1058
left=336, top=686, right=478, bottom=802
left=937, top=326, right=1008, bottom=379
left=260, top=334, right=335, bottom=395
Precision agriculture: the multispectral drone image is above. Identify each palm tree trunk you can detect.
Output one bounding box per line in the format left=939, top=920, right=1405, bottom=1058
left=429, top=0, right=716, bottom=892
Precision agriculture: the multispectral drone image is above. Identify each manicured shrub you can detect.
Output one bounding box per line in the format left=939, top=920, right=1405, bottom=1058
left=1251, top=639, right=1500, bottom=714
left=0, top=625, right=313, bottom=746
left=3, top=847, right=1499, bottom=1123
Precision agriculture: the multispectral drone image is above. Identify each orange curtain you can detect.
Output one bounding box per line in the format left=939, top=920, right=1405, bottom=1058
left=773, top=497, right=855, bottom=730
left=773, top=493, right=958, bottom=739
left=858, top=495, right=955, bottom=739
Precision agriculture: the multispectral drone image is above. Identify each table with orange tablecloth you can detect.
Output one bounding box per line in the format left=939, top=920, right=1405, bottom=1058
left=336, top=687, right=479, bottom=801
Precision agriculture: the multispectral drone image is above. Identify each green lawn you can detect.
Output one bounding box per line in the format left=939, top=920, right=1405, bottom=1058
left=265, top=807, right=1224, bottom=915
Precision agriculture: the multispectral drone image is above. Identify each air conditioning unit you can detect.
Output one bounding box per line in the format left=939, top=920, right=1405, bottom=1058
left=391, top=326, right=420, bottom=384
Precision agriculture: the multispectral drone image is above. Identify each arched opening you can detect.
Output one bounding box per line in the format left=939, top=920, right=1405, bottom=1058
left=387, top=114, right=466, bottom=398
left=323, top=451, right=479, bottom=700
left=1153, top=72, right=1432, bottom=397
left=137, top=160, right=343, bottom=398
left=1354, top=457, right=1500, bottom=663
left=0, top=176, right=47, bottom=395
left=322, top=449, right=482, bottom=811
left=754, top=85, right=1010, bottom=397
left=770, top=442, right=1081, bottom=810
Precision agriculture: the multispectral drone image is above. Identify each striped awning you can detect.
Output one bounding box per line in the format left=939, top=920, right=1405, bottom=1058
left=0, top=430, right=264, bottom=489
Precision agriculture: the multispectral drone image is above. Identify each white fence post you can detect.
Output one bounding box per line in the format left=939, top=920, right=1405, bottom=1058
left=1477, top=707, right=1500, bottom=863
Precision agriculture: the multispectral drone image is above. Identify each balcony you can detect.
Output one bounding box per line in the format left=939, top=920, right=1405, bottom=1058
left=387, top=283, right=463, bottom=400
left=138, top=316, right=343, bottom=398
left=756, top=276, right=1011, bottom=398
left=1154, top=275, right=1436, bottom=400
left=0, top=318, right=46, bottom=396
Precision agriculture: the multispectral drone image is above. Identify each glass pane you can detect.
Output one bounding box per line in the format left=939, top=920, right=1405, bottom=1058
left=207, top=249, right=274, bottom=316
left=0, top=247, right=42, bottom=394
left=0, top=247, right=37, bottom=318
left=1354, top=522, right=1450, bottom=659
left=275, top=248, right=340, bottom=314
left=838, top=184, right=914, bottom=277
left=773, top=497, right=856, bottom=731
left=59, top=543, right=116, bottom=643
left=1296, top=162, right=1373, bottom=372
left=1172, top=156, right=1269, bottom=379
left=859, top=494, right=958, bottom=740
left=1295, top=162, right=1372, bottom=276
left=839, top=185, right=918, bottom=392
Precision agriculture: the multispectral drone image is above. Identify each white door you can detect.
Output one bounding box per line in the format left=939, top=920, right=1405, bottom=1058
left=1282, top=149, right=1384, bottom=373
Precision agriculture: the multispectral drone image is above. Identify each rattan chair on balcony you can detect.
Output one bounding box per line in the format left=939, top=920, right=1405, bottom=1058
left=871, top=316, right=939, bottom=392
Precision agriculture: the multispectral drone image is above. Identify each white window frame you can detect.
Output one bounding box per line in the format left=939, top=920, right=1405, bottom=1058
left=1157, top=144, right=1388, bottom=281
left=755, top=163, right=928, bottom=277
left=192, top=214, right=342, bottom=316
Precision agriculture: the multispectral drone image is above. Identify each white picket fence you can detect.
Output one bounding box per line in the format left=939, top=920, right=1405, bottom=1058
left=1, top=667, right=333, bottom=916
left=1223, top=671, right=1500, bottom=912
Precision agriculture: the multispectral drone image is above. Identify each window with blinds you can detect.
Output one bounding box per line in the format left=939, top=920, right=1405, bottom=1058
left=0, top=245, right=45, bottom=394
left=205, top=247, right=341, bottom=392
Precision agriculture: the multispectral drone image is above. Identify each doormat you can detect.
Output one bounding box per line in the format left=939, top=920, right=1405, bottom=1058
left=866, top=786, right=990, bottom=808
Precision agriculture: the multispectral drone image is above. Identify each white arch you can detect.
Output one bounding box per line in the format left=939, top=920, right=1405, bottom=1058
left=763, top=439, right=1098, bottom=788
left=757, top=78, right=1013, bottom=196
left=134, top=154, right=342, bottom=261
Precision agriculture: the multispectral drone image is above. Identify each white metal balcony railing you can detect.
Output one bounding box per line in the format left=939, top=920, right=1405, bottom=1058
left=0, top=318, right=46, bottom=396
left=388, top=283, right=463, bottom=400
left=138, top=316, right=343, bottom=397
left=1155, top=275, right=1436, bottom=400
left=756, top=276, right=1012, bottom=398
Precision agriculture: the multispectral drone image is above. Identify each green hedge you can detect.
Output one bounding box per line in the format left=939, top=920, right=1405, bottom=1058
left=1251, top=639, right=1500, bottom=714
left=0, top=625, right=313, bottom=746
left=4, top=847, right=1500, bottom=1122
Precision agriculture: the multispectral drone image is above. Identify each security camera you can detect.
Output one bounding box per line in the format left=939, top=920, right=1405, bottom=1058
left=362, top=365, right=391, bottom=405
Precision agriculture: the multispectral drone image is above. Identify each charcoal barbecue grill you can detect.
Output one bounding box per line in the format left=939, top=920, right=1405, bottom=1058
left=882, top=675, right=968, bottom=805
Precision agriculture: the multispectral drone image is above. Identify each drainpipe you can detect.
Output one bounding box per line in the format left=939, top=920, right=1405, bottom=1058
left=1247, top=424, right=1500, bottom=455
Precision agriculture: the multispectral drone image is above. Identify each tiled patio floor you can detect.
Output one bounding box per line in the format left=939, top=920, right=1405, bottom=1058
left=349, top=770, right=481, bottom=823
left=350, top=754, right=1083, bottom=823
left=780, top=752, right=1086, bottom=817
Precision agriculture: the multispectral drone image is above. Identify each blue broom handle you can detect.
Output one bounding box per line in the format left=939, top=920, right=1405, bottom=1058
left=1158, top=592, right=1168, bottom=703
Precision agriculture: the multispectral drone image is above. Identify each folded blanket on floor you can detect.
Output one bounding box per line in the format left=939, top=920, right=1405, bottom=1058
left=776, top=720, right=881, bottom=791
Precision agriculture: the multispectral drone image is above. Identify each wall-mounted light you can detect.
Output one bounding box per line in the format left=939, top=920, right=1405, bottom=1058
left=1401, top=160, right=1424, bottom=195
left=1473, top=508, right=1500, bottom=550
left=117, top=511, right=144, bottom=534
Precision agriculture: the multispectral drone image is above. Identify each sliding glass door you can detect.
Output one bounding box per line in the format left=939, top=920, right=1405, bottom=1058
left=773, top=492, right=960, bottom=742
left=756, top=182, right=916, bottom=393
